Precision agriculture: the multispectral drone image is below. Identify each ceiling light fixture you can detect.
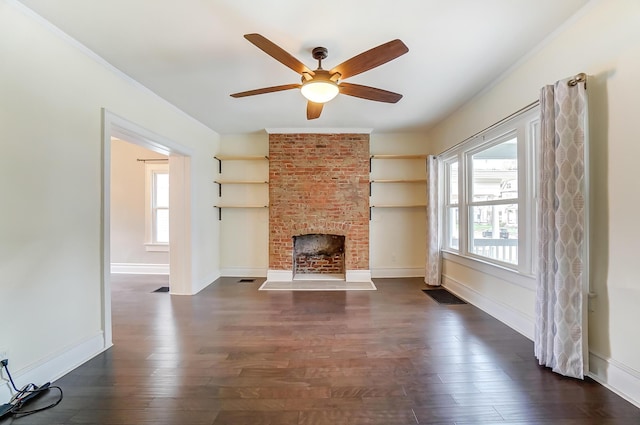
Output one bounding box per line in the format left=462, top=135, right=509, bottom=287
left=300, top=75, right=339, bottom=104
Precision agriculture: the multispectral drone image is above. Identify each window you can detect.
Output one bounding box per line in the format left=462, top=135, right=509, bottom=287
left=441, top=107, right=539, bottom=274
left=444, top=160, right=459, bottom=250
left=145, top=163, right=169, bottom=251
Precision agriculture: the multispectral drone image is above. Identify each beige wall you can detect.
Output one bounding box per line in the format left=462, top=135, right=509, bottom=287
left=110, top=140, right=169, bottom=266
left=0, top=1, right=220, bottom=391
left=217, top=132, right=429, bottom=277
left=426, top=0, right=640, bottom=405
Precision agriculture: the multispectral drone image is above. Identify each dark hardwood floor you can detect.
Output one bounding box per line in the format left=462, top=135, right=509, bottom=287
left=3, top=275, right=639, bottom=424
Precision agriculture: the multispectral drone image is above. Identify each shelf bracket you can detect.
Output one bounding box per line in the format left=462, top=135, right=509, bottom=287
left=214, top=182, right=222, bottom=197
left=214, top=157, right=222, bottom=173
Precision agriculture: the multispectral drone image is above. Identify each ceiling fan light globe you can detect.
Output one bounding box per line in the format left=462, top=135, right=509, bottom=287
left=300, top=80, right=339, bottom=104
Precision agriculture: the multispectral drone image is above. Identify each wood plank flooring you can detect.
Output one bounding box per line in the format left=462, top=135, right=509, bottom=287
left=3, top=275, right=639, bottom=424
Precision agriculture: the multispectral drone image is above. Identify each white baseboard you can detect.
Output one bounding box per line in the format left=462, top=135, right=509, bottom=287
left=0, top=332, right=106, bottom=403
left=220, top=268, right=268, bottom=278
left=267, top=270, right=294, bottom=282
left=345, top=270, right=372, bottom=282
left=191, top=270, right=222, bottom=295
left=588, top=350, right=640, bottom=408
left=371, top=268, right=425, bottom=278
left=267, top=269, right=372, bottom=283
left=111, top=263, right=169, bottom=274
left=442, top=274, right=534, bottom=340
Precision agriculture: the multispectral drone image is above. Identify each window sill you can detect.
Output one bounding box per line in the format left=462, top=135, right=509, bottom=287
left=442, top=250, right=535, bottom=291
left=145, top=243, right=169, bottom=252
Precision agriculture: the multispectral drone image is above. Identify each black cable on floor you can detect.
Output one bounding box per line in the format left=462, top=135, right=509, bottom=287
left=1, top=361, right=63, bottom=418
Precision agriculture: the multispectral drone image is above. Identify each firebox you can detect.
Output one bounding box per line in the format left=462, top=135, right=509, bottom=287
left=292, top=234, right=345, bottom=279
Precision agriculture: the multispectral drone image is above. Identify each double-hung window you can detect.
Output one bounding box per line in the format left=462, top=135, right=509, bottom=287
left=145, top=163, right=169, bottom=251
left=441, top=107, right=539, bottom=275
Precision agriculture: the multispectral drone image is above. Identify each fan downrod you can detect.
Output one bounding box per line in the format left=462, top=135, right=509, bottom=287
left=312, top=47, right=328, bottom=68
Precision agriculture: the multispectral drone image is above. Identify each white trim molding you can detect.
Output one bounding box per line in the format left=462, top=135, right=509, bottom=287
left=345, top=270, right=373, bottom=283
left=588, top=350, right=640, bottom=408
left=443, top=275, right=534, bottom=340
left=111, top=263, right=169, bottom=275
left=265, top=128, right=373, bottom=134
left=0, top=332, right=106, bottom=403
left=266, top=270, right=294, bottom=282
left=371, top=268, right=425, bottom=278
left=220, top=268, right=268, bottom=278
left=266, top=269, right=372, bottom=283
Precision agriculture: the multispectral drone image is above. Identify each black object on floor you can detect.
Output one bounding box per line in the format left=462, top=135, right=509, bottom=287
left=422, top=288, right=467, bottom=304
left=152, top=286, right=170, bottom=293
left=238, top=278, right=255, bottom=283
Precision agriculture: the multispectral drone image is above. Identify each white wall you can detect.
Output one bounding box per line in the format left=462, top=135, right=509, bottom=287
left=217, top=133, right=270, bottom=277
left=110, top=140, right=169, bottom=268
left=0, top=1, right=220, bottom=395
left=217, top=132, right=429, bottom=277
left=426, top=0, right=640, bottom=406
left=370, top=133, right=429, bottom=277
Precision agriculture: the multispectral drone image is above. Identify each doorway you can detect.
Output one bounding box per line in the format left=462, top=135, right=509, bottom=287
left=102, top=109, right=193, bottom=348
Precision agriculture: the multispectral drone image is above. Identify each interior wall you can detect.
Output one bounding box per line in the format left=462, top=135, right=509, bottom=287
left=426, top=0, right=640, bottom=405
left=0, top=1, right=220, bottom=393
left=216, top=133, right=270, bottom=277
left=217, top=132, right=429, bottom=277
left=369, top=133, right=429, bottom=277
left=110, top=140, right=169, bottom=268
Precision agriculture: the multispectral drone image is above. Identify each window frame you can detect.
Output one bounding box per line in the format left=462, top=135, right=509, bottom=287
left=144, top=163, right=169, bottom=251
left=443, top=159, right=460, bottom=252
left=440, top=107, right=539, bottom=277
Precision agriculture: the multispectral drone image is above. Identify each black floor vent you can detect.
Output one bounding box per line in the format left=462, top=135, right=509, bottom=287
left=152, top=286, right=170, bottom=293
left=238, top=278, right=255, bottom=283
left=422, top=288, right=466, bottom=304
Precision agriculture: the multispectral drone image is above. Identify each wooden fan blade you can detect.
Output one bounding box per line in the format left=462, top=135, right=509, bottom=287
left=306, top=101, right=323, bottom=120
left=330, top=39, right=408, bottom=80
left=230, top=84, right=301, bottom=98
left=244, top=33, right=313, bottom=76
left=339, top=82, right=403, bottom=103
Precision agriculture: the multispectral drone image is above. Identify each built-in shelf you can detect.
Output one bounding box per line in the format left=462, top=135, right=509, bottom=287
left=369, top=154, right=428, bottom=220
left=370, top=204, right=427, bottom=208
left=214, top=155, right=269, bottom=219
left=212, top=205, right=269, bottom=220
left=213, top=155, right=268, bottom=173
left=213, top=180, right=269, bottom=196
left=370, top=179, right=427, bottom=183
left=369, top=154, right=428, bottom=159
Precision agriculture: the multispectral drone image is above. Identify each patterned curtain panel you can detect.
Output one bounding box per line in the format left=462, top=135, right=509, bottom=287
left=534, top=76, right=588, bottom=379
left=425, top=155, right=441, bottom=286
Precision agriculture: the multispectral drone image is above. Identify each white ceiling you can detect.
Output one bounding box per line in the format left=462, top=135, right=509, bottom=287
left=17, top=0, right=590, bottom=135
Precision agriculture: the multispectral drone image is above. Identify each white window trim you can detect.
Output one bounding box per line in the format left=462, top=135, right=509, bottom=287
left=440, top=107, right=539, bottom=277
left=145, top=163, right=169, bottom=252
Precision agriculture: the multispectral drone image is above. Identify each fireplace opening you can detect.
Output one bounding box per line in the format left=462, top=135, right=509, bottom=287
left=292, top=234, right=345, bottom=279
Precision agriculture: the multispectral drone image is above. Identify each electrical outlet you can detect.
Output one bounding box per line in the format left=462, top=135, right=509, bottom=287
left=0, top=349, right=8, bottom=364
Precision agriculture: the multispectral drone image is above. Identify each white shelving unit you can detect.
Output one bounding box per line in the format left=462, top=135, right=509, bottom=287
left=213, top=155, right=269, bottom=220
left=369, top=154, right=428, bottom=219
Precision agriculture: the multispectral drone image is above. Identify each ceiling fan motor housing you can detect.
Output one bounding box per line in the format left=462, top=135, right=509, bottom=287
left=312, top=47, right=328, bottom=61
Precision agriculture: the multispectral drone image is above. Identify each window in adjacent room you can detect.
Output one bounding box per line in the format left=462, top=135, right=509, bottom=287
left=145, top=163, right=169, bottom=251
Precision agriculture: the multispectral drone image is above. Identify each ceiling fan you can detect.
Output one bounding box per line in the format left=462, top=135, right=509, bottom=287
left=230, top=34, right=409, bottom=120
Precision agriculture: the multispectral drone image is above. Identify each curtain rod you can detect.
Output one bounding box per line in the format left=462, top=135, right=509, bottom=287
left=436, top=100, right=539, bottom=158
left=436, top=72, right=586, bottom=158
left=136, top=158, right=168, bottom=162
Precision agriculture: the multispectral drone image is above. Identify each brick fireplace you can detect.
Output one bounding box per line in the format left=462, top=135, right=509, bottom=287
left=267, top=133, right=370, bottom=282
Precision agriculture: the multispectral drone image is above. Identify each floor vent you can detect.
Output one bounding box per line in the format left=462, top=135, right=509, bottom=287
left=238, top=278, right=255, bottom=283
left=422, top=288, right=466, bottom=304
left=152, top=286, right=170, bottom=293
